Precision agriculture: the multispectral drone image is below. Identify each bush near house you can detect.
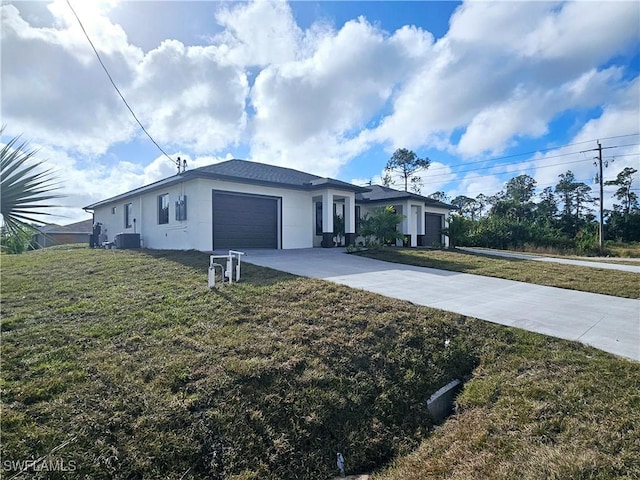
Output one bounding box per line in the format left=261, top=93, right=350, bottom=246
left=359, top=206, right=406, bottom=247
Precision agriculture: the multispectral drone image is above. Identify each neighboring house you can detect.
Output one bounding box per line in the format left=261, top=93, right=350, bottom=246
left=356, top=185, right=452, bottom=247
left=32, top=219, right=93, bottom=248
left=84, top=159, right=452, bottom=251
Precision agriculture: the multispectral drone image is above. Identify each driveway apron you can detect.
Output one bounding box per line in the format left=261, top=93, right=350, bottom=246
left=243, top=248, right=640, bottom=361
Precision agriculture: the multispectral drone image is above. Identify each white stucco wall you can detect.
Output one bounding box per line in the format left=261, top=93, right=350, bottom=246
left=91, top=177, right=325, bottom=251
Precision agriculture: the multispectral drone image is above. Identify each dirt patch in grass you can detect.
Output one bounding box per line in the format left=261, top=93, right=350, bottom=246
left=357, top=248, right=639, bottom=299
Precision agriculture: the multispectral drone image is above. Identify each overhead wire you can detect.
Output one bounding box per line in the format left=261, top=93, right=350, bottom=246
left=415, top=139, right=639, bottom=196
left=415, top=142, right=640, bottom=187
left=66, top=0, right=175, bottom=165
left=425, top=133, right=639, bottom=173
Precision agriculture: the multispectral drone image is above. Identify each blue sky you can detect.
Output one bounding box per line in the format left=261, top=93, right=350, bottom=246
left=1, top=0, right=639, bottom=223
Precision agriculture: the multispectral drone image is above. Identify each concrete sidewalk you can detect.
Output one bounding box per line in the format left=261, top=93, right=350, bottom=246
left=459, top=247, right=640, bottom=273
left=244, top=248, right=640, bottom=361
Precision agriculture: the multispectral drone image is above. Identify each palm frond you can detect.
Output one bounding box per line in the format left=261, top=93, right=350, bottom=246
left=1, top=127, right=65, bottom=237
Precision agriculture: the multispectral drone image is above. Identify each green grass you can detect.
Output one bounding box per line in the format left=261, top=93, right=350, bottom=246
left=356, top=248, right=640, bottom=299
left=606, top=241, right=640, bottom=258
left=1, top=247, right=639, bottom=479
left=1, top=247, right=475, bottom=479
left=469, top=245, right=640, bottom=265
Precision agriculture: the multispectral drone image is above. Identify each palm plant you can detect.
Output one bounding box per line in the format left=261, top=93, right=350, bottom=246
left=1, top=128, right=62, bottom=240
left=359, top=206, right=405, bottom=247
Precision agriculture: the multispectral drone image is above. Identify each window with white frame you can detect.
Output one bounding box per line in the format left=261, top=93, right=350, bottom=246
left=175, top=195, right=187, bottom=221
left=124, top=203, right=133, bottom=228
left=158, top=194, right=169, bottom=224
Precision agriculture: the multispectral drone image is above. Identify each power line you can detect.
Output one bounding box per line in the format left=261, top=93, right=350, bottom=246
left=420, top=156, right=593, bottom=189
left=418, top=142, right=639, bottom=183
left=417, top=142, right=638, bottom=194
left=426, top=133, right=639, bottom=173
left=422, top=148, right=585, bottom=180
left=66, top=0, right=174, bottom=164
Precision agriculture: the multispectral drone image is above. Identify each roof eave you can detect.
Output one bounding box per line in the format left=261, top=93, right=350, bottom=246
left=85, top=171, right=370, bottom=210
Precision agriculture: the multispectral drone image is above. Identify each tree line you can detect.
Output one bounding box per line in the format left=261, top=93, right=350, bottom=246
left=432, top=168, right=639, bottom=254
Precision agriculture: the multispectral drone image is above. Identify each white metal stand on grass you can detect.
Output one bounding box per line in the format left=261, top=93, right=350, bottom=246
left=208, top=250, right=245, bottom=288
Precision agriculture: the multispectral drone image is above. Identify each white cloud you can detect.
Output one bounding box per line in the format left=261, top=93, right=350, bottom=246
left=249, top=16, right=433, bottom=174
left=370, top=1, right=639, bottom=157
left=1, top=0, right=638, bottom=222
left=212, top=0, right=304, bottom=66
left=1, top=2, right=140, bottom=154
left=128, top=40, right=249, bottom=153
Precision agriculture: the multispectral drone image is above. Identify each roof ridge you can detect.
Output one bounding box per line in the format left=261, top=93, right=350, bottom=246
left=197, top=158, right=324, bottom=180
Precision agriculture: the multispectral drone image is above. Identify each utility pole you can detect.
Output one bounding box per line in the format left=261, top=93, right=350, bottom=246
left=582, top=141, right=615, bottom=255
left=597, top=141, right=604, bottom=255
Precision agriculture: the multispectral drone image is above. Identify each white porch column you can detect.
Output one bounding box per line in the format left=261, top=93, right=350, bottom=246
left=416, top=204, right=424, bottom=247
left=322, top=190, right=334, bottom=247
left=443, top=213, right=450, bottom=247
left=344, top=193, right=355, bottom=246
left=410, top=205, right=418, bottom=247
left=400, top=201, right=410, bottom=246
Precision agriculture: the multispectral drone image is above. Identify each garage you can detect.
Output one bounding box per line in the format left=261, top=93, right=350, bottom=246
left=212, top=191, right=279, bottom=249
left=424, top=213, right=444, bottom=246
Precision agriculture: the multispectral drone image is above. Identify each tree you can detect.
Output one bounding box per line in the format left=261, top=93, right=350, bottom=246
left=555, top=170, right=578, bottom=219
left=475, top=193, right=489, bottom=218
left=505, top=174, right=536, bottom=204
left=605, top=167, right=638, bottom=216
left=534, top=187, right=558, bottom=228
left=359, top=206, right=406, bottom=247
left=1, top=129, right=62, bottom=249
left=428, top=191, right=451, bottom=203
left=555, top=170, right=593, bottom=237
left=451, top=195, right=481, bottom=221
left=384, top=148, right=430, bottom=192
left=604, top=167, right=640, bottom=242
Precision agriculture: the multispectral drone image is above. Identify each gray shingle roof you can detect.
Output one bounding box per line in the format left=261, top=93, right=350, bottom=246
left=38, top=219, right=93, bottom=233
left=190, top=159, right=365, bottom=191
left=356, top=185, right=453, bottom=209
left=85, top=159, right=369, bottom=209
left=192, top=159, right=319, bottom=185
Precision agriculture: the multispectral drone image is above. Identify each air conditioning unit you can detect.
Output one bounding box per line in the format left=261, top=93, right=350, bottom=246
left=115, top=233, right=141, bottom=249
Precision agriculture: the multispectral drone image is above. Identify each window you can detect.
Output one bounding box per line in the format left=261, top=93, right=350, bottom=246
left=315, top=202, right=322, bottom=235
left=355, top=205, right=361, bottom=234
left=175, top=195, right=187, bottom=221
left=111, top=206, right=116, bottom=215
left=158, top=194, right=169, bottom=224
left=124, top=203, right=133, bottom=228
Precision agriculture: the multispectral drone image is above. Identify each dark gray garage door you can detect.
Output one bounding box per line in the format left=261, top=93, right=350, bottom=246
left=212, top=192, right=279, bottom=249
left=424, top=213, right=444, bottom=246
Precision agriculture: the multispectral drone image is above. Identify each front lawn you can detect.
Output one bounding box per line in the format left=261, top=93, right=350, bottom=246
left=1, top=247, right=638, bottom=479
left=356, top=247, right=639, bottom=299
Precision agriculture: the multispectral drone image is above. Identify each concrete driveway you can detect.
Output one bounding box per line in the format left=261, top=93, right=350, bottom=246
left=243, top=248, right=640, bottom=361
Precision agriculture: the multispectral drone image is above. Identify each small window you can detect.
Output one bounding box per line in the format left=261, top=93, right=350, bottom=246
left=315, top=202, right=322, bottom=235
left=158, top=194, right=169, bottom=224
left=124, top=203, right=133, bottom=228
left=175, top=195, right=187, bottom=221
left=111, top=207, right=116, bottom=214
left=355, top=206, right=361, bottom=234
